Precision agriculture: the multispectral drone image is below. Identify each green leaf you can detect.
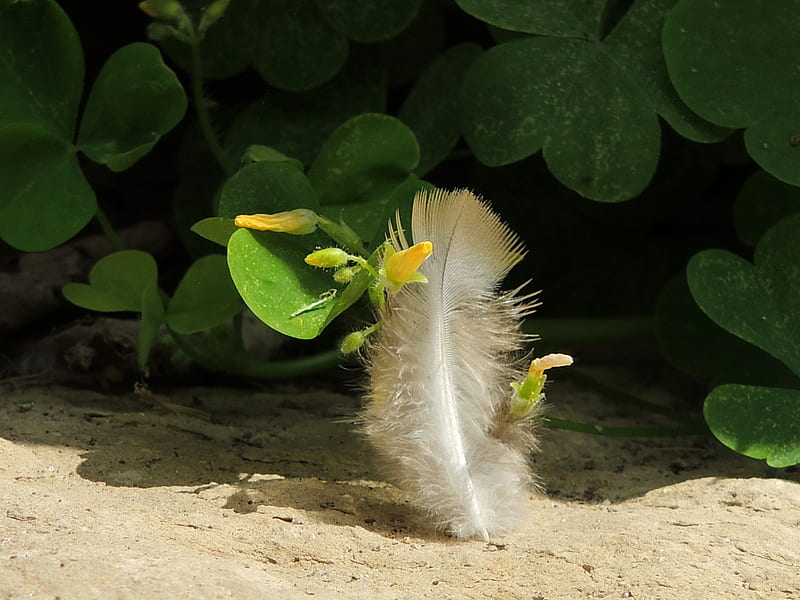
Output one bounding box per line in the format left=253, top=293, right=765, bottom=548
left=0, top=0, right=83, bottom=136
left=375, top=0, right=446, bottom=86
left=459, top=0, right=728, bottom=202
left=227, top=228, right=339, bottom=339
left=217, top=161, right=320, bottom=218
left=735, top=170, right=800, bottom=246
left=224, top=51, right=385, bottom=167
left=687, top=215, right=800, bottom=378
left=655, top=273, right=800, bottom=387
left=191, top=217, right=238, bottom=247
left=308, top=113, right=419, bottom=207
left=316, top=0, right=419, bottom=43
left=156, top=0, right=257, bottom=80
left=62, top=250, right=159, bottom=313
left=454, top=0, right=603, bottom=37
left=663, top=0, right=800, bottom=184
left=460, top=36, right=659, bottom=202
left=399, top=43, right=482, bottom=176
left=240, top=145, right=304, bottom=171
left=0, top=126, right=95, bottom=251
left=139, top=281, right=166, bottom=372
left=77, top=43, right=187, bottom=172
left=705, top=384, right=800, bottom=468
left=166, top=255, right=243, bottom=334
left=252, top=0, right=348, bottom=91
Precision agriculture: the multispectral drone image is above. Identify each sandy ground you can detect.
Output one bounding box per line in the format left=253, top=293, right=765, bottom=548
left=1, top=369, right=799, bottom=600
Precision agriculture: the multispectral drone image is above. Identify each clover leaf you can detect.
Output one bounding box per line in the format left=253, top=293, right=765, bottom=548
left=663, top=0, right=800, bottom=185
left=62, top=250, right=164, bottom=371
left=0, top=0, right=186, bottom=251
left=687, top=215, right=800, bottom=467
left=457, top=0, right=727, bottom=203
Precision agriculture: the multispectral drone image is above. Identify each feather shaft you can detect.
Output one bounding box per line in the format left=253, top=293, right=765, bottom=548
left=363, top=189, right=539, bottom=539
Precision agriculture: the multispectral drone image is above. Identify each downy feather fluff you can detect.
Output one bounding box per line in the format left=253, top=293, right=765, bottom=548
left=363, top=188, right=540, bottom=540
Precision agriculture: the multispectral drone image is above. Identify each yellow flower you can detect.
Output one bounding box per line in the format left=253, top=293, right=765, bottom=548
left=508, top=353, right=574, bottom=421
left=382, top=241, right=433, bottom=293
left=234, top=209, right=318, bottom=235
left=527, top=353, right=574, bottom=380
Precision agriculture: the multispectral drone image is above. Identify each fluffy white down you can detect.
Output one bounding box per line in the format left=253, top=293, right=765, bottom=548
left=363, top=189, right=539, bottom=539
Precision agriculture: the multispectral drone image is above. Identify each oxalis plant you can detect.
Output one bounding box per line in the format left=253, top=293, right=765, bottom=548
left=2, top=0, right=799, bottom=468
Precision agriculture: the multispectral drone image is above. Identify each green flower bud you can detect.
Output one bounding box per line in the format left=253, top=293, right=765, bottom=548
left=139, top=0, right=185, bottom=20
left=305, top=248, right=350, bottom=269
left=333, top=265, right=361, bottom=284
left=340, top=330, right=366, bottom=354
left=199, top=0, right=232, bottom=32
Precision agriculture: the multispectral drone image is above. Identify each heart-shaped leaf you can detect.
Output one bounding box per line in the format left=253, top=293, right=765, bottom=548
left=0, top=0, right=94, bottom=250
left=217, top=161, right=320, bottom=217
left=227, top=229, right=338, bottom=339
left=655, top=273, right=800, bottom=387
left=458, top=0, right=728, bottom=202
left=223, top=52, right=385, bottom=167
left=251, top=0, right=348, bottom=91
left=191, top=217, right=238, bottom=247
left=63, top=250, right=159, bottom=313
left=316, top=0, right=420, bottom=43
left=77, top=43, right=187, bottom=172
left=663, top=0, right=800, bottom=185
left=220, top=161, right=340, bottom=338
left=0, top=126, right=95, bottom=251
left=307, top=114, right=419, bottom=242
left=705, top=384, right=800, bottom=468
left=308, top=113, right=419, bottom=204
left=687, top=215, right=800, bottom=378
left=398, top=43, right=482, bottom=176
left=0, top=0, right=83, bottom=136
left=166, top=255, right=243, bottom=334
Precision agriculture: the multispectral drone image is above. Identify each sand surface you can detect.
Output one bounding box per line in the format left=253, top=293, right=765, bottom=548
left=1, top=371, right=798, bottom=599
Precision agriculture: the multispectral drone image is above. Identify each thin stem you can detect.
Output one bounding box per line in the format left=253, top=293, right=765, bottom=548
left=189, top=33, right=234, bottom=177
left=563, top=369, right=696, bottom=424
left=539, top=416, right=709, bottom=437
left=94, top=205, right=126, bottom=251
left=168, top=328, right=342, bottom=379
left=524, top=316, right=654, bottom=344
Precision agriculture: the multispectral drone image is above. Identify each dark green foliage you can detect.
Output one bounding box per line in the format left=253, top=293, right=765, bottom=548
left=2, top=0, right=800, bottom=463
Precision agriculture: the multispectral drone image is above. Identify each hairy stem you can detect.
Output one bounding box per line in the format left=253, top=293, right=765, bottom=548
left=189, top=33, right=234, bottom=177
left=524, top=316, right=653, bottom=344
left=94, top=205, right=126, bottom=251
left=563, top=369, right=696, bottom=424
left=539, top=416, right=708, bottom=437
left=168, top=328, right=342, bottom=378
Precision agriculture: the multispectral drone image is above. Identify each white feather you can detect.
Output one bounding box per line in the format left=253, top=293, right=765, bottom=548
left=362, top=189, right=540, bottom=539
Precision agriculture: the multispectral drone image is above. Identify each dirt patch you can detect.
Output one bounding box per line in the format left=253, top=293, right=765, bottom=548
left=1, top=372, right=798, bottom=599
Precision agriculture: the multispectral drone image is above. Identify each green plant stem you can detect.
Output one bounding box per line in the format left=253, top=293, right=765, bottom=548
left=94, top=205, right=126, bottom=251
left=524, top=316, right=653, bottom=344
left=563, top=369, right=696, bottom=424
left=168, top=328, right=341, bottom=378
left=189, top=34, right=234, bottom=177
left=539, top=416, right=709, bottom=437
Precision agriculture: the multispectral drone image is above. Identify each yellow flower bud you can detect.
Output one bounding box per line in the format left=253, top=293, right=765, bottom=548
left=383, top=241, right=433, bottom=293
left=527, top=353, right=574, bottom=380
left=234, top=209, right=318, bottom=235
left=507, top=353, right=574, bottom=421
